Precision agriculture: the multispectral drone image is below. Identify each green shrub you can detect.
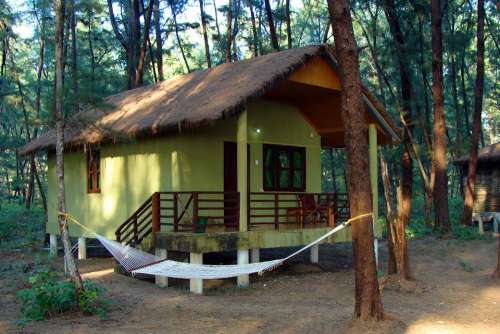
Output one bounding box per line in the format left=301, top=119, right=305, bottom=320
left=459, top=260, right=474, bottom=272
left=17, top=266, right=108, bottom=323
left=452, top=224, right=485, bottom=240
left=406, top=222, right=433, bottom=239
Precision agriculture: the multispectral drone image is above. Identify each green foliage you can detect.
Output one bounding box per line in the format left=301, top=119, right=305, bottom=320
left=458, top=260, right=474, bottom=272
left=452, top=224, right=485, bottom=240
left=0, top=203, right=45, bottom=250
left=17, top=266, right=108, bottom=323
left=405, top=222, right=433, bottom=239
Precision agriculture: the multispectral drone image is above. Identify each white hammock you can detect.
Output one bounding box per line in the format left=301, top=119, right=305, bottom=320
left=94, top=218, right=359, bottom=280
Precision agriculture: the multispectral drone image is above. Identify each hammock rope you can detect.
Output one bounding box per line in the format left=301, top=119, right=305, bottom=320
left=62, top=212, right=373, bottom=280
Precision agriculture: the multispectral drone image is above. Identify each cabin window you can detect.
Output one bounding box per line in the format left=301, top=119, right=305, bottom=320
left=263, top=144, right=305, bottom=191
left=87, top=149, right=101, bottom=193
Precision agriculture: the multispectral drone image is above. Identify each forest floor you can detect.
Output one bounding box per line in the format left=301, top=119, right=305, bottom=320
left=1, top=236, right=499, bottom=334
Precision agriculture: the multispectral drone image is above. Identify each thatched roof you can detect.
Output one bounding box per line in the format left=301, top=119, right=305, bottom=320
left=454, top=141, right=500, bottom=165
left=20, top=44, right=399, bottom=155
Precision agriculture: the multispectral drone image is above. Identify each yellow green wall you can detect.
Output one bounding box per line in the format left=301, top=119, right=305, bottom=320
left=46, top=99, right=321, bottom=238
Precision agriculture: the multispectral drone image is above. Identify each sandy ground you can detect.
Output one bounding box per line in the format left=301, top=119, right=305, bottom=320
left=1, top=237, right=499, bottom=334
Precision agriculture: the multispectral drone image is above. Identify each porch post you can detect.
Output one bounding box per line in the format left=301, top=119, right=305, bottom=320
left=78, top=237, right=87, bottom=260
left=310, top=244, right=319, bottom=264
left=190, top=253, right=203, bottom=294
left=236, top=110, right=250, bottom=287
left=155, top=248, right=168, bottom=288
left=368, top=124, right=379, bottom=268
left=49, top=234, right=58, bottom=257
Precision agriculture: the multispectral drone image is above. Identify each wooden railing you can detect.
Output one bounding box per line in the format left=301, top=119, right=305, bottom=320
left=248, top=192, right=349, bottom=230
left=115, top=190, right=349, bottom=246
left=115, top=196, right=154, bottom=246
left=115, top=191, right=240, bottom=246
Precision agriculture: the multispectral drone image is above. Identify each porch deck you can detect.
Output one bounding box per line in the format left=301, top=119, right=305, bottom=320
left=155, top=226, right=354, bottom=254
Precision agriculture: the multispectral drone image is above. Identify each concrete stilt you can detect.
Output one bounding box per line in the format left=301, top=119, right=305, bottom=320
left=155, top=248, right=168, bottom=288
left=78, top=237, right=87, bottom=260
left=190, top=253, right=203, bottom=294
left=478, top=216, right=484, bottom=235
left=493, top=213, right=499, bottom=236
left=310, top=244, right=319, bottom=264
left=237, top=249, right=249, bottom=287
left=49, top=234, right=57, bottom=257
left=250, top=248, right=260, bottom=263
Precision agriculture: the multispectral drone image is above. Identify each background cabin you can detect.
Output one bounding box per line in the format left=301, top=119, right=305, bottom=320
left=455, top=141, right=500, bottom=215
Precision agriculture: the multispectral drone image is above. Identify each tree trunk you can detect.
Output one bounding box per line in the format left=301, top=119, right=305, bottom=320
left=225, top=0, right=233, bottom=62
left=382, top=0, right=413, bottom=280
left=198, top=0, right=211, bottom=67
left=264, top=0, right=279, bottom=51
left=134, top=0, right=154, bottom=87
left=35, top=163, right=47, bottom=218
left=232, top=0, right=240, bottom=61
left=248, top=1, right=258, bottom=57
left=54, top=0, right=83, bottom=294
left=380, top=153, right=397, bottom=274
left=462, top=0, right=485, bottom=226
left=328, top=148, right=337, bottom=193
left=431, top=0, right=451, bottom=232
left=70, top=0, right=78, bottom=113
left=153, top=0, right=164, bottom=80
left=493, top=237, right=500, bottom=279
left=25, top=156, right=36, bottom=208
left=285, top=0, right=292, bottom=49
left=87, top=12, right=96, bottom=100
left=169, top=0, right=190, bottom=72
left=328, top=0, right=383, bottom=320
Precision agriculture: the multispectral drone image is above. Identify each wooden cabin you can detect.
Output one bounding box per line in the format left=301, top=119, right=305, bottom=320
left=455, top=141, right=500, bottom=215
left=21, top=44, right=400, bottom=293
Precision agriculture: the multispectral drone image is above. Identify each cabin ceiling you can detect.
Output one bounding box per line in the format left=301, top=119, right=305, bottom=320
left=263, top=80, right=391, bottom=147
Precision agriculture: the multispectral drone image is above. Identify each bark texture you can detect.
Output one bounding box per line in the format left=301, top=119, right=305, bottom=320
left=462, top=0, right=485, bottom=226
left=382, top=0, right=412, bottom=280
left=264, top=0, right=279, bottom=51
left=153, top=0, right=164, bottom=80
left=107, top=0, right=154, bottom=88
left=328, top=0, right=383, bottom=320
left=198, top=0, right=211, bottom=67
left=225, top=0, right=233, bottom=62
left=494, top=237, right=500, bottom=279
left=431, top=0, right=451, bottom=232
left=54, top=0, right=83, bottom=293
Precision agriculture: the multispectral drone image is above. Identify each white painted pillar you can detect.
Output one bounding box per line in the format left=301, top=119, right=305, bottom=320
left=310, top=244, right=319, bottom=264
left=78, top=237, right=87, bottom=260
left=49, top=234, right=57, bottom=257
left=250, top=248, right=260, bottom=263
left=237, top=249, right=249, bottom=287
left=374, top=238, right=379, bottom=269
left=478, top=216, right=484, bottom=235
left=155, top=248, right=168, bottom=288
left=190, top=253, right=203, bottom=294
